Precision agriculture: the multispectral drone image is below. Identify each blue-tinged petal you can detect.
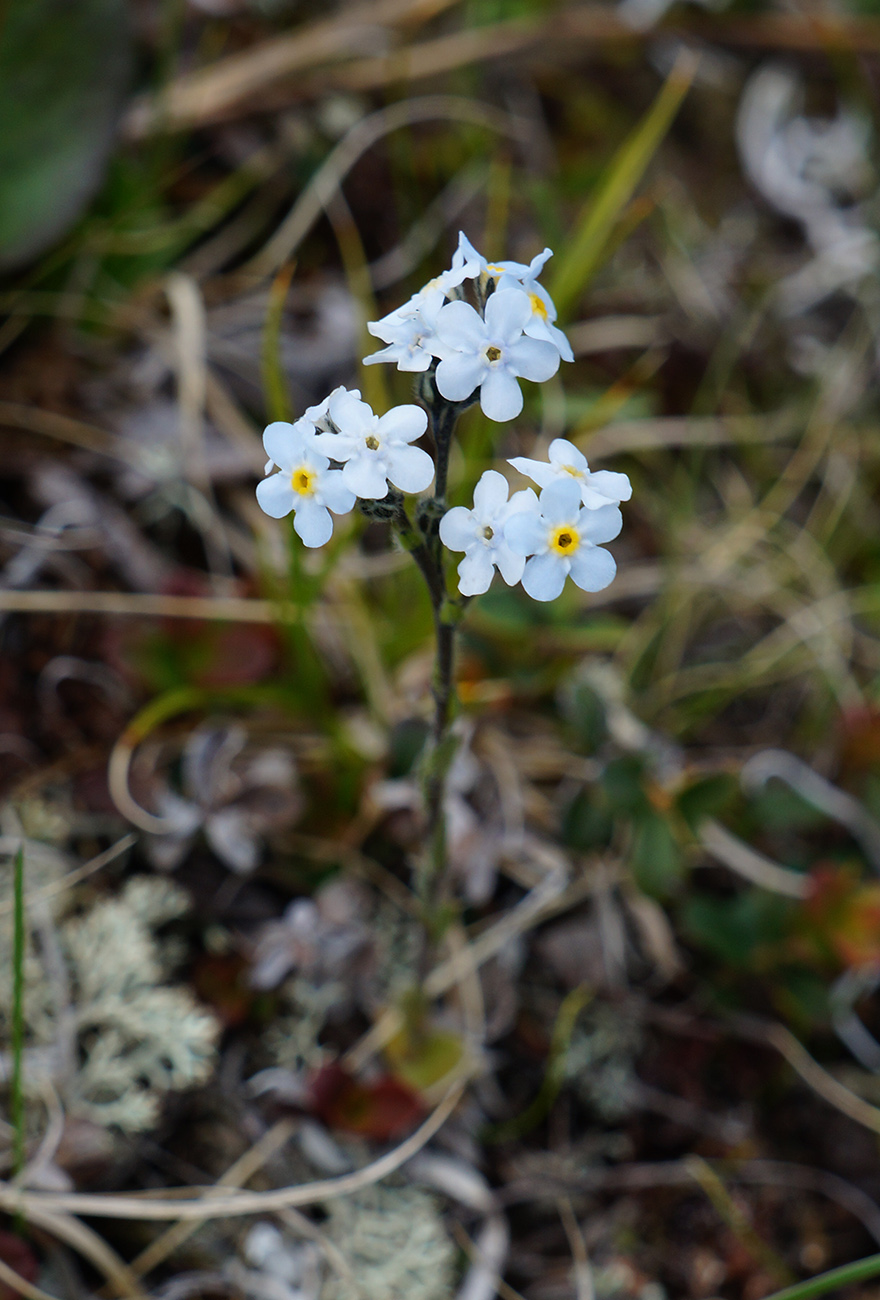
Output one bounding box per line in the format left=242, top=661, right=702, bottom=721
left=436, top=353, right=484, bottom=403
left=506, top=336, right=560, bottom=382
left=569, top=545, right=617, bottom=592
left=473, top=469, right=509, bottom=516
left=293, top=499, right=333, bottom=547
left=342, top=455, right=389, bottom=500
left=480, top=368, right=523, bottom=422
left=435, top=299, right=485, bottom=352
left=320, top=471, right=357, bottom=515
left=378, top=404, right=428, bottom=444
left=589, top=469, right=632, bottom=503
left=484, top=288, right=531, bottom=341
left=256, top=473, right=296, bottom=518
left=523, top=552, right=567, bottom=601
left=548, top=439, right=588, bottom=474
left=494, top=542, right=526, bottom=586
left=439, top=506, right=477, bottom=551
left=539, top=477, right=582, bottom=525
left=385, top=443, right=435, bottom=493
left=329, top=389, right=374, bottom=434
left=313, top=430, right=357, bottom=462
left=363, top=343, right=401, bottom=366
left=262, top=422, right=299, bottom=473
left=508, top=456, right=556, bottom=489
left=457, top=549, right=495, bottom=597
left=504, top=509, right=548, bottom=557
left=578, top=504, right=622, bottom=544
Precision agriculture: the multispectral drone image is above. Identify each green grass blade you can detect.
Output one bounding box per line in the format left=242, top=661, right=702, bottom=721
left=11, top=843, right=25, bottom=1179
left=262, top=262, right=295, bottom=424
left=759, top=1252, right=880, bottom=1300
left=549, top=48, right=699, bottom=320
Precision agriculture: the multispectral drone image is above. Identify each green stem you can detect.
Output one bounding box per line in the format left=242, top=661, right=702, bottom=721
left=760, top=1253, right=880, bottom=1300
left=11, top=844, right=25, bottom=1180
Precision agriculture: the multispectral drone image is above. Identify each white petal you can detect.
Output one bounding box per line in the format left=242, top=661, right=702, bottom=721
left=342, top=455, right=389, bottom=499
left=494, top=542, right=526, bottom=586
left=436, top=353, right=485, bottom=403
left=548, top=439, right=588, bottom=474
left=503, top=509, right=548, bottom=556
left=378, top=404, right=428, bottom=445
left=294, top=499, right=333, bottom=547
left=329, top=389, right=374, bottom=434
left=256, top=473, right=296, bottom=518
left=440, top=506, right=477, bottom=551
left=588, top=469, right=632, bottom=503
left=506, top=336, right=560, bottom=382
left=578, top=503, right=622, bottom=544
left=435, top=299, right=486, bottom=352
left=480, top=368, right=523, bottom=422
left=508, top=456, right=557, bottom=489
left=505, top=487, right=539, bottom=516
left=363, top=342, right=403, bottom=366
left=473, top=469, right=509, bottom=516
left=540, top=478, right=582, bottom=525
left=205, top=809, right=259, bottom=873
left=262, top=422, right=299, bottom=472
left=522, top=552, right=567, bottom=601
left=569, top=545, right=617, bottom=592
left=320, top=471, right=357, bottom=515
left=484, top=288, right=531, bottom=341
left=457, top=548, right=495, bottom=596
left=386, top=444, right=435, bottom=493
left=313, top=430, right=356, bottom=462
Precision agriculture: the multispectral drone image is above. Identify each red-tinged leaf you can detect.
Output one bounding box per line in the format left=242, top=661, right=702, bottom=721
left=840, top=705, right=880, bottom=773
left=309, top=1063, right=424, bottom=1140
left=191, top=953, right=254, bottom=1028
left=0, top=1231, right=39, bottom=1300
left=805, top=865, right=880, bottom=967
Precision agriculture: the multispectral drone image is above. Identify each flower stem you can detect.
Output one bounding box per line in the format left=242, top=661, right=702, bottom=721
left=758, top=1253, right=880, bottom=1300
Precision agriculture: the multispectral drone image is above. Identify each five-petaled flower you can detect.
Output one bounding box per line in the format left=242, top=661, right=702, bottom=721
left=256, top=418, right=356, bottom=546
left=504, top=478, right=622, bottom=601
left=439, top=470, right=537, bottom=596
left=510, top=437, right=632, bottom=508
left=433, top=288, right=560, bottom=422
left=314, top=389, right=435, bottom=499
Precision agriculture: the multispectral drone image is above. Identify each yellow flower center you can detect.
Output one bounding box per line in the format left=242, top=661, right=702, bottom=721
left=562, top=463, right=582, bottom=478
left=529, top=292, right=548, bottom=320
left=365, top=434, right=380, bottom=451
left=551, top=526, right=579, bottom=555
left=291, top=466, right=316, bottom=496
left=485, top=345, right=502, bottom=363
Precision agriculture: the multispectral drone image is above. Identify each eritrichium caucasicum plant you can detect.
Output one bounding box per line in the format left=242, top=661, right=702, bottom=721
left=256, top=232, right=633, bottom=901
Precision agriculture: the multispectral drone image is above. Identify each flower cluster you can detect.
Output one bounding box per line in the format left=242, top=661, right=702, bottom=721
left=441, top=439, right=630, bottom=601
left=366, top=231, right=573, bottom=421
left=255, top=233, right=631, bottom=601
left=256, top=386, right=433, bottom=545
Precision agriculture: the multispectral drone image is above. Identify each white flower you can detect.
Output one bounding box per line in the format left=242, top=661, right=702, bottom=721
left=256, top=417, right=356, bottom=546
left=304, top=384, right=359, bottom=430
left=364, top=288, right=445, bottom=372
left=313, top=389, right=434, bottom=499
left=509, top=437, right=631, bottom=508
left=432, top=288, right=560, bottom=422
left=439, top=469, right=537, bottom=596
left=505, top=478, right=622, bottom=601
left=497, top=265, right=573, bottom=362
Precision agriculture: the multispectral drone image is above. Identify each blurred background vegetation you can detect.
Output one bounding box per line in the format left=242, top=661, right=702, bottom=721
left=7, top=0, right=880, bottom=1296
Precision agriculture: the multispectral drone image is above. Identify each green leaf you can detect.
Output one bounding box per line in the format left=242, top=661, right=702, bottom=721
left=549, top=49, right=698, bottom=319
left=562, top=790, right=613, bottom=851
left=676, top=773, right=739, bottom=833
left=630, top=810, right=685, bottom=899
left=602, top=754, right=649, bottom=815
left=0, top=0, right=132, bottom=269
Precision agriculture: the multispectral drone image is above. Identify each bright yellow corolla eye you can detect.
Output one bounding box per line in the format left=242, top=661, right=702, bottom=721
left=562, top=463, right=582, bottom=478
left=291, top=466, right=316, bottom=496
left=551, top=526, right=579, bottom=555
left=529, top=292, right=548, bottom=320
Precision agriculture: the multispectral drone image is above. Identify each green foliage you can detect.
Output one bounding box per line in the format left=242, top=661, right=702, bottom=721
left=682, top=890, right=794, bottom=969
left=0, top=0, right=132, bottom=269
left=629, top=810, right=685, bottom=899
